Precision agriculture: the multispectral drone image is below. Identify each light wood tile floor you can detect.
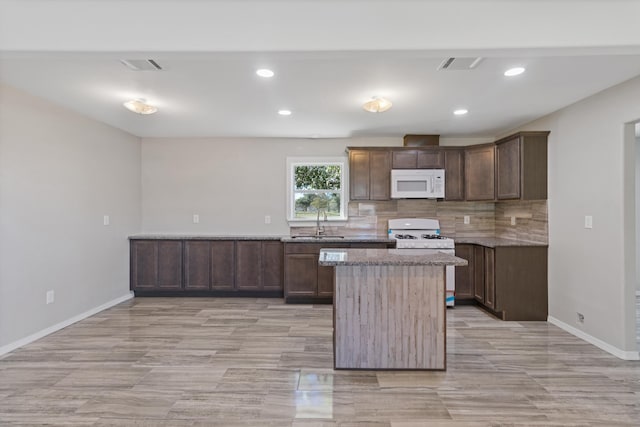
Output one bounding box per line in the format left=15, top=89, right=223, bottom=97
left=1, top=298, right=639, bottom=426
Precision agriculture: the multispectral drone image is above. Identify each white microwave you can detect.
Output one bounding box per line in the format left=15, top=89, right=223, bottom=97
left=391, top=169, right=445, bottom=199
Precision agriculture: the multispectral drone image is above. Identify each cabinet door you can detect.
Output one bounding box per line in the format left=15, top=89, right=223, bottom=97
left=131, top=241, right=159, bottom=289
left=284, top=254, right=318, bottom=296
left=262, top=241, right=284, bottom=291
left=392, top=150, right=417, bottom=168
left=454, top=244, right=474, bottom=300
left=417, top=149, right=445, bottom=168
left=484, top=247, right=496, bottom=310
left=465, top=144, right=495, bottom=201
left=369, top=151, right=391, bottom=200
left=210, top=241, right=235, bottom=290
left=317, top=265, right=335, bottom=297
left=473, top=245, right=485, bottom=302
left=235, top=241, right=262, bottom=290
left=157, top=241, right=183, bottom=289
left=444, top=149, right=465, bottom=201
left=184, top=241, right=211, bottom=290
left=496, top=137, right=521, bottom=199
left=349, top=150, right=370, bottom=200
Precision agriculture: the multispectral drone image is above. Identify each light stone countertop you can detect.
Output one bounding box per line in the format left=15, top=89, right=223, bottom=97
left=452, top=237, right=548, bottom=248
left=130, top=234, right=394, bottom=243
left=281, top=235, right=393, bottom=243
left=129, top=234, right=286, bottom=240
left=318, top=248, right=468, bottom=267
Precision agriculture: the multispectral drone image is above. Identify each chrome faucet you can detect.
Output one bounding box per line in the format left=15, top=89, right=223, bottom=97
left=316, top=209, right=327, bottom=236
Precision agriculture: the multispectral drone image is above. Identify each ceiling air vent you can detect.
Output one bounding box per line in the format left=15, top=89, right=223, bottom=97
left=438, top=57, right=483, bottom=71
left=120, top=59, right=163, bottom=71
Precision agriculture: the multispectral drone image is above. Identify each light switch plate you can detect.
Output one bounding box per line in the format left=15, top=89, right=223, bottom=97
left=46, top=290, right=54, bottom=304
left=264, top=215, right=271, bottom=224
left=103, top=215, right=110, bottom=226
left=584, top=215, right=593, bottom=229
left=193, top=214, right=200, bottom=224
left=463, top=215, right=470, bottom=225
left=510, top=216, right=516, bottom=226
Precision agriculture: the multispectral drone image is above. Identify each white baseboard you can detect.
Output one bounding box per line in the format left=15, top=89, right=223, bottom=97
left=0, top=292, right=134, bottom=357
left=547, top=316, right=640, bottom=361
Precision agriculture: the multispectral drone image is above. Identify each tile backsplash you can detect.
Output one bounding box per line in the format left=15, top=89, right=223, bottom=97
left=291, top=199, right=548, bottom=244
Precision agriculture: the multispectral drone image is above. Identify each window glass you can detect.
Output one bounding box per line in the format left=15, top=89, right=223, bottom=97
left=287, top=160, right=346, bottom=221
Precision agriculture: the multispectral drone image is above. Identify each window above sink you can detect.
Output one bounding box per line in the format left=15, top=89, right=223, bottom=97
left=286, top=157, right=348, bottom=225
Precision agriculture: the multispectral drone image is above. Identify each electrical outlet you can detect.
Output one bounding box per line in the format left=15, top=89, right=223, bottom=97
left=463, top=215, right=470, bottom=225
left=264, top=215, right=271, bottom=224
left=577, top=312, right=584, bottom=323
left=46, top=290, right=54, bottom=304
left=103, top=215, right=110, bottom=226
left=193, top=214, right=200, bottom=224
left=584, top=215, right=593, bottom=229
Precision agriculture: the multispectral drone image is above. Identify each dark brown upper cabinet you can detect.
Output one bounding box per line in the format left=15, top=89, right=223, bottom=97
left=348, top=149, right=391, bottom=201
left=391, top=149, right=444, bottom=169
left=417, top=149, right=445, bottom=168
left=444, top=149, right=464, bottom=201
left=464, top=143, right=495, bottom=201
left=495, top=131, right=549, bottom=200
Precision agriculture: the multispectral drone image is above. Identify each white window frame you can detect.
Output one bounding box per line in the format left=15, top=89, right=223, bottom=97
left=286, top=156, right=348, bottom=225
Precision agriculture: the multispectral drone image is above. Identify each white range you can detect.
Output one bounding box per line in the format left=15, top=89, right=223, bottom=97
left=388, top=218, right=456, bottom=307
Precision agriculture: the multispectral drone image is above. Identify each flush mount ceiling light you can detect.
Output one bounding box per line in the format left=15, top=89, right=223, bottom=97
left=256, top=68, right=275, bottom=78
left=123, top=98, right=158, bottom=115
left=454, top=109, right=468, bottom=116
left=504, top=67, right=525, bottom=77
left=362, top=97, right=392, bottom=113
left=278, top=109, right=292, bottom=116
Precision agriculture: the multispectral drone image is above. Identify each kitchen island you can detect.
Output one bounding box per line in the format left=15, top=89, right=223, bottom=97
left=319, top=248, right=467, bottom=370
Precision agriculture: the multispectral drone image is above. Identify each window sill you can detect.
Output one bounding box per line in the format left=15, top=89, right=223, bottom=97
left=287, top=218, right=348, bottom=227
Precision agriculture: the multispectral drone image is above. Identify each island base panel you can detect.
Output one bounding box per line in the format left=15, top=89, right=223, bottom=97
left=334, top=265, right=446, bottom=370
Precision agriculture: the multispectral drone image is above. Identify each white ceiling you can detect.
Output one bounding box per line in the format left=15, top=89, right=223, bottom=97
left=1, top=1, right=640, bottom=139
left=2, top=52, right=640, bottom=138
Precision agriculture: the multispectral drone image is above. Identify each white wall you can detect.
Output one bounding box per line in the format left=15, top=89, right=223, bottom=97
left=141, top=137, right=400, bottom=234
left=514, top=75, right=640, bottom=355
left=636, top=131, right=640, bottom=292
left=0, top=84, right=141, bottom=349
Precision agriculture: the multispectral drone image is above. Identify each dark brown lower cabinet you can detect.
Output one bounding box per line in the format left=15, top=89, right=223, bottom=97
left=262, top=241, right=284, bottom=291
left=483, top=247, right=496, bottom=310
left=131, top=240, right=183, bottom=291
left=454, top=244, right=474, bottom=300
left=184, top=241, right=211, bottom=290
left=131, top=239, right=282, bottom=296
left=210, top=241, right=235, bottom=290
left=473, top=245, right=485, bottom=301
left=284, top=254, right=318, bottom=297
left=236, top=241, right=284, bottom=291
left=284, top=242, right=389, bottom=303
left=463, top=244, right=547, bottom=321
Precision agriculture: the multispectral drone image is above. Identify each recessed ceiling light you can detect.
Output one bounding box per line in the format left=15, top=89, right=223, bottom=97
left=278, top=109, right=292, bottom=116
left=504, top=67, right=525, bottom=77
left=453, top=109, right=468, bottom=116
left=123, top=99, right=158, bottom=115
left=362, top=97, right=392, bottom=113
left=256, top=69, right=275, bottom=78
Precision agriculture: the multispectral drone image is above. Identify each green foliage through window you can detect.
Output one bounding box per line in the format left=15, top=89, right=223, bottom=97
left=295, top=165, right=341, bottom=190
